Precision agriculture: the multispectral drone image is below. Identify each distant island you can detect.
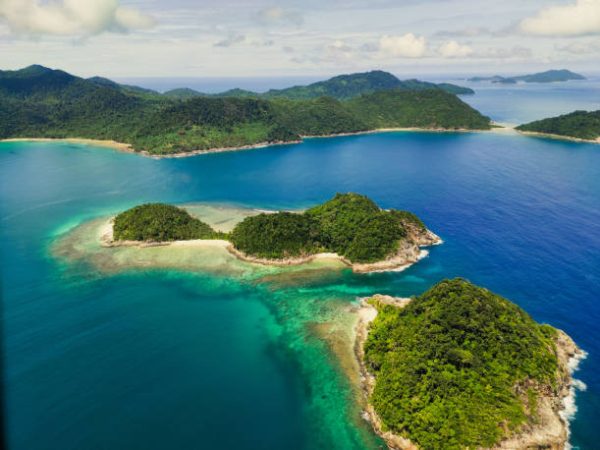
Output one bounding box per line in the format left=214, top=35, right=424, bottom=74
left=356, top=279, right=583, bottom=450
left=468, top=69, right=585, bottom=84
left=0, top=65, right=490, bottom=156
left=164, top=70, right=475, bottom=99
left=517, top=110, right=600, bottom=144
left=105, top=194, right=441, bottom=272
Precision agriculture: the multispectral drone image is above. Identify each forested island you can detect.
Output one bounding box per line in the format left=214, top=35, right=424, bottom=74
left=517, top=110, right=600, bottom=143
left=164, top=70, right=475, bottom=99
left=357, top=279, right=583, bottom=450
left=105, top=194, right=441, bottom=272
left=0, top=65, right=491, bottom=156
left=468, top=69, right=585, bottom=84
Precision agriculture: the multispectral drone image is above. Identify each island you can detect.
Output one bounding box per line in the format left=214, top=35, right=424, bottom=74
left=0, top=65, right=491, bottom=156
left=517, top=110, right=600, bottom=144
left=165, top=70, right=475, bottom=100
left=102, top=193, right=441, bottom=273
left=468, top=69, right=585, bottom=84
left=356, top=278, right=584, bottom=450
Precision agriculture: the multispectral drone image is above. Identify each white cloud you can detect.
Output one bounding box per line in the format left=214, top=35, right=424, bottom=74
left=520, top=0, right=600, bottom=36
left=438, top=40, right=473, bottom=58
left=379, top=33, right=427, bottom=58
left=0, top=0, right=155, bottom=37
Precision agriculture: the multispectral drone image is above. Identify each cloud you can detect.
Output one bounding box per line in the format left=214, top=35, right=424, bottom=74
left=556, top=40, right=600, bottom=54
left=520, top=0, right=600, bottom=36
left=435, top=27, right=493, bottom=38
left=438, top=40, right=473, bottom=58
left=214, top=34, right=246, bottom=47
left=0, top=0, right=154, bottom=36
left=257, top=7, right=303, bottom=26
left=379, top=33, right=427, bottom=58
left=473, top=45, right=532, bottom=59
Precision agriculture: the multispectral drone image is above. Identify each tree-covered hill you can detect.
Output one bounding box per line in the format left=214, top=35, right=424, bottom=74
left=0, top=65, right=490, bottom=155
left=113, top=204, right=216, bottom=242
left=517, top=110, right=600, bottom=141
left=262, top=70, right=474, bottom=99
left=364, top=278, right=565, bottom=450
left=348, top=89, right=491, bottom=130
left=230, top=193, right=433, bottom=263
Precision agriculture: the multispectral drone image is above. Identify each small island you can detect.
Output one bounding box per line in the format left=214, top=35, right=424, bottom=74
left=517, top=110, right=600, bottom=144
left=103, top=194, right=441, bottom=273
left=356, top=279, right=584, bottom=450
left=0, top=66, right=490, bottom=157
left=468, top=69, right=586, bottom=84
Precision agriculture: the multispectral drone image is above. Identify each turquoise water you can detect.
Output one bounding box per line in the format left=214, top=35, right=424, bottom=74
left=2, top=85, right=600, bottom=449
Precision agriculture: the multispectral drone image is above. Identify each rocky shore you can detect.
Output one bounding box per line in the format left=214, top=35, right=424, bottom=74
left=354, top=296, right=584, bottom=450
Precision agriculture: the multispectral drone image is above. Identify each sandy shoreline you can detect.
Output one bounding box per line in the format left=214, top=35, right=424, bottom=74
left=1, top=126, right=510, bottom=159
left=353, top=297, right=585, bottom=450
left=99, top=216, right=441, bottom=274
left=98, top=217, right=443, bottom=273
left=517, top=130, right=600, bottom=145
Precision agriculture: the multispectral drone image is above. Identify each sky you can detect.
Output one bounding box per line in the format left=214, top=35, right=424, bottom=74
left=0, top=0, right=599, bottom=78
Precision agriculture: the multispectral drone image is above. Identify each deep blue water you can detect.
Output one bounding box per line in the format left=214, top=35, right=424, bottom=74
left=2, top=84, right=600, bottom=449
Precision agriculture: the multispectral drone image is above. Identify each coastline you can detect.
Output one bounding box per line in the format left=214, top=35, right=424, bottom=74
left=353, top=297, right=585, bottom=450
left=100, top=216, right=441, bottom=274
left=517, top=130, right=600, bottom=145
left=1, top=126, right=506, bottom=159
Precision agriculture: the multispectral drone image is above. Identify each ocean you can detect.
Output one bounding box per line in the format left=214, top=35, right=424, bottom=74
left=1, top=79, right=599, bottom=449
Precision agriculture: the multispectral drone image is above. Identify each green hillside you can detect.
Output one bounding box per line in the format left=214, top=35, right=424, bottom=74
left=364, top=278, right=563, bottom=449
left=517, top=110, right=600, bottom=141
left=0, top=66, right=490, bottom=155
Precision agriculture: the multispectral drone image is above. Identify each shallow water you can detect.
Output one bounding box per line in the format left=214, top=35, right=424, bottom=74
left=2, top=94, right=600, bottom=449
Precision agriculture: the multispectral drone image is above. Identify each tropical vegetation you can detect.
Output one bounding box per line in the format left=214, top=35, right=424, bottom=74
left=0, top=65, right=491, bottom=155
left=517, top=110, right=600, bottom=141
left=364, top=278, right=561, bottom=450
left=113, top=203, right=215, bottom=241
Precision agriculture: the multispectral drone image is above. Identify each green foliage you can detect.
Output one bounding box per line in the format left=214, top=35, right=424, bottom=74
left=229, top=212, right=319, bottom=259
left=348, top=89, right=491, bottom=130
left=0, top=65, right=490, bottom=155
left=364, top=278, right=560, bottom=450
left=113, top=203, right=215, bottom=242
left=229, top=193, right=420, bottom=263
left=271, top=96, right=369, bottom=136
left=306, top=193, right=381, bottom=254
left=388, top=209, right=427, bottom=232
left=517, top=110, right=600, bottom=141
left=262, top=70, right=474, bottom=100
left=343, top=212, right=406, bottom=263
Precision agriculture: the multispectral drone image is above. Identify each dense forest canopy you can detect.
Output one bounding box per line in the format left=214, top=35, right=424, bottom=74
left=517, top=110, right=600, bottom=141
left=113, top=204, right=215, bottom=241
left=0, top=66, right=491, bottom=155
left=230, top=193, right=429, bottom=263
left=364, top=278, right=561, bottom=450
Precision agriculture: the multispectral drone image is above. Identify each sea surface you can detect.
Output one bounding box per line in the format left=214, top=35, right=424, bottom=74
left=1, top=82, right=600, bottom=449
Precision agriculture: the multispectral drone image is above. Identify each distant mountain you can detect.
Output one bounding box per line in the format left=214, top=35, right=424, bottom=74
left=164, top=71, right=474, bottom=100
left=0, top=65, right=490, bottom=156
left=262, top=70, right=474, bottom=99
left=88, top=76, right=159, bottom=97
left=468, top=69, right=585, bottom=84
left=163, top=87, right=205, bottom=99
left=517, top=110, right=600, bottom=141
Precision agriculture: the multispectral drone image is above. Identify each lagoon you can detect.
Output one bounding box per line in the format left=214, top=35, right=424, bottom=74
left=2, top=124, right=600, bottom=448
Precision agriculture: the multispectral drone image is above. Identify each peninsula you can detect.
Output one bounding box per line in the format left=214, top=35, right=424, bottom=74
left=356, top=279, right=583, bottom=450
left=0, top=65, right=491, bottom=156
left=103, top=194, right=441, bottom=273
left=468, top=69, right=585, bottom=84
left=517, top=110, right=600, bottom=144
